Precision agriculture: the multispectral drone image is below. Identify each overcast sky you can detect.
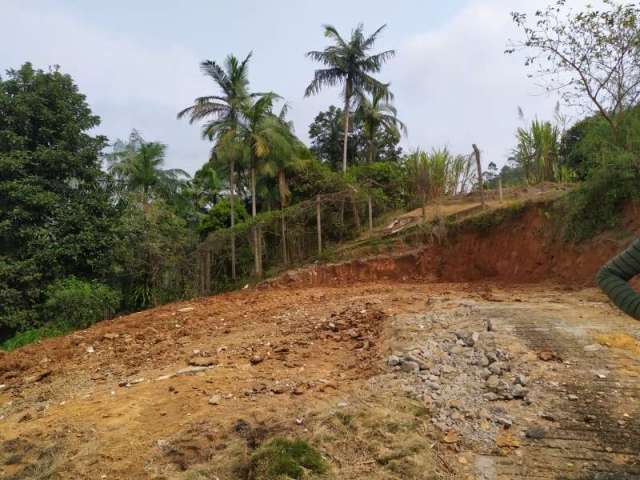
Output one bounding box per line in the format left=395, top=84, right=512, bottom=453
left=2, top=0, right=572, bottom=174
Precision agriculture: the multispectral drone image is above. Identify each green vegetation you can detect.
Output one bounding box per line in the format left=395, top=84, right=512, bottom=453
left=305, top=24, right=396, bottom=173
left=0, top=63, right=121, bottom=339
left=247, top=438, right=327, bottom=480
left=558, top=154, right=640, bottom=241
left=2, top=1, right=640, bottom=348
left=44, top=277, right=120, bottom=329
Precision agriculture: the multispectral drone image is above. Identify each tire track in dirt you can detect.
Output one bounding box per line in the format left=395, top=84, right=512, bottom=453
left=476, top=301, right=640, bottom=479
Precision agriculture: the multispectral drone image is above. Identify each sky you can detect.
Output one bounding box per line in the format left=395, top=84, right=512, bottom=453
left=1, top=0, right=571, bottom=174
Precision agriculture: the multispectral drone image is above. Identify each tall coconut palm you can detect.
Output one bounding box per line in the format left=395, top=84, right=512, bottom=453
left=178, top=52, right=260, bottom=280
left=305, top=24, right=395, bottom=173
left=261, top=107, right=311, bottom=265
left=356, top=89, right=407, bottom=164
left=238, top=93, right=288, bottom=277
left=107, top=130, right=189, bottom=209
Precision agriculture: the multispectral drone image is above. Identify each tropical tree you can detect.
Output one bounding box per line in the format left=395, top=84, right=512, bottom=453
left=191, top=160, right=222, bottom=212
left=262, top=107, right=312, bottom=264
left=356, top=89, right=406, bottom=164
left=0, top=63, right=123, bottom=336
left=305, top=24, right=395, bottom=173
left=238, top=93, right=291, bottom=276
left=107, top=130, right=189, bottom=208
left=178, top=53, right=260, bottom=280
left=509, top=0, right=640, bottom=140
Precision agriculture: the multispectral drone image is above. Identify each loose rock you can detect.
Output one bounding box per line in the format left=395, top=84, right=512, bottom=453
left=188, top=356, right=218, bottom=367
left=401, top=361, right=420, bottom=373
left=250, top=355, right=264, bottom=365
left=387, top=355, right=401, bottom=367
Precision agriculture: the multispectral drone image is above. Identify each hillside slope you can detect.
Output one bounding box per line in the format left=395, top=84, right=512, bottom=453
left=1, top=200, right=639, bottom=480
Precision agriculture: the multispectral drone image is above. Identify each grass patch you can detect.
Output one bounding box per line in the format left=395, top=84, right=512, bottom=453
left=1, top=324, right=70, bottom=352
left=453, top=200, right=529, bottom=234
left=247, top=438, right=327, bottom=480
left=311, top=395, right=438, bottom=479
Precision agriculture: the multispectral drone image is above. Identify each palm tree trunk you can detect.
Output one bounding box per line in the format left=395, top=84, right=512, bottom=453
left=279, top=171, right=288, bottom=266
left=342, top=82, right=352, bottom=174
left=229, top=158, right=236, bottom=280
left=251, top=166, right=262, bottom=277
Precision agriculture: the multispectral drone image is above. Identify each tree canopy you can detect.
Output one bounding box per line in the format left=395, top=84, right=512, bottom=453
left=0, top=63, right=120, bottom=334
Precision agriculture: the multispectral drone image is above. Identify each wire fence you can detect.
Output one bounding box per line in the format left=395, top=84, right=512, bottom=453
left=196, top=189, right=380, bottom=294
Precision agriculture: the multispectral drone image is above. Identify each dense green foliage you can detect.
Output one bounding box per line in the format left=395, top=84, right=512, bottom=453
left=559, top=153, right=640, bottom=241
left=199, top=197, right=250, bottom=235
left=308, top=104, right=403, bottom=169
left=0, top=63, right=121, bottom=337
left=44, top=277, right=120, bottom=329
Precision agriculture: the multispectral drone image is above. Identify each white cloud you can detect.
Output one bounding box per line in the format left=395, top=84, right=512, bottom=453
left=1, top=1, right=212, bottom=172
left=389, top=0, right=572, bottom=166
left=1, top=0, right=589, bottom=173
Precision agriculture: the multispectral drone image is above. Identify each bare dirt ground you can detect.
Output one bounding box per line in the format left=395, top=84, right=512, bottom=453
left=1, top=281, right=639, bottom=479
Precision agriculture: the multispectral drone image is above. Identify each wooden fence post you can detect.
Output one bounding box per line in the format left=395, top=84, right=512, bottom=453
left=281, top=211, right=288, bottom=265
left=368, top=195, right=373, bottom=235
left=498, top=178, right=503, bottom=203
left=316, top=195, right=322, bottom=256
left=472, top=144, right=486, bottom=209
left=204, top=249, right=211, bottom=295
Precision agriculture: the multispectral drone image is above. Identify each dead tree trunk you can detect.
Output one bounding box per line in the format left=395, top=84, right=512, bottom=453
left=472, top=144, right=486, bottom=209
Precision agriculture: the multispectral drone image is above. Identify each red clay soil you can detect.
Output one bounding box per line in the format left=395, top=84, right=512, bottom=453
left=268, top=203, right=640, bottom=289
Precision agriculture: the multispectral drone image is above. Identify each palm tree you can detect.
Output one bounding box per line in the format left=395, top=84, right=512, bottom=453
left=305, top=24, right=395, bottom=173
left=239, top=93, right=289, bottom=277
left=178, top=53, right=260, bottom=280
left=107, top=130, right=189, bottom=209
left=356, top=89, right=407, bottom=164
left=261, top=106, right=311, bottom=264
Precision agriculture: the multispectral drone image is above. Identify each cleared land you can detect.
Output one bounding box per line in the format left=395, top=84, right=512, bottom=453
left=1, top=197, right=639, bottom=479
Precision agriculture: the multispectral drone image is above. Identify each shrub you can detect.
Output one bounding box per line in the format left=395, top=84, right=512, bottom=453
left=560, top=153, right=640, bottom=242
left=349, top=161, right=408, bottom=210
left=198, top=198, right=250, bottom=236
left=43, top=277, right=121, bottom=330
left=1, top=324, right=69, bottom=351
left=247, top=438, right=327, bottom=480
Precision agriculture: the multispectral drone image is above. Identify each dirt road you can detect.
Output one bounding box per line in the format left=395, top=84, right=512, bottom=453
left=1, top=283, right=639, bottom=479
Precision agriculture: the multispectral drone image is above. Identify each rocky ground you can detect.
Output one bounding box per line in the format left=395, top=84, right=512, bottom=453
left=1, top=283, right=639, bottom=479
